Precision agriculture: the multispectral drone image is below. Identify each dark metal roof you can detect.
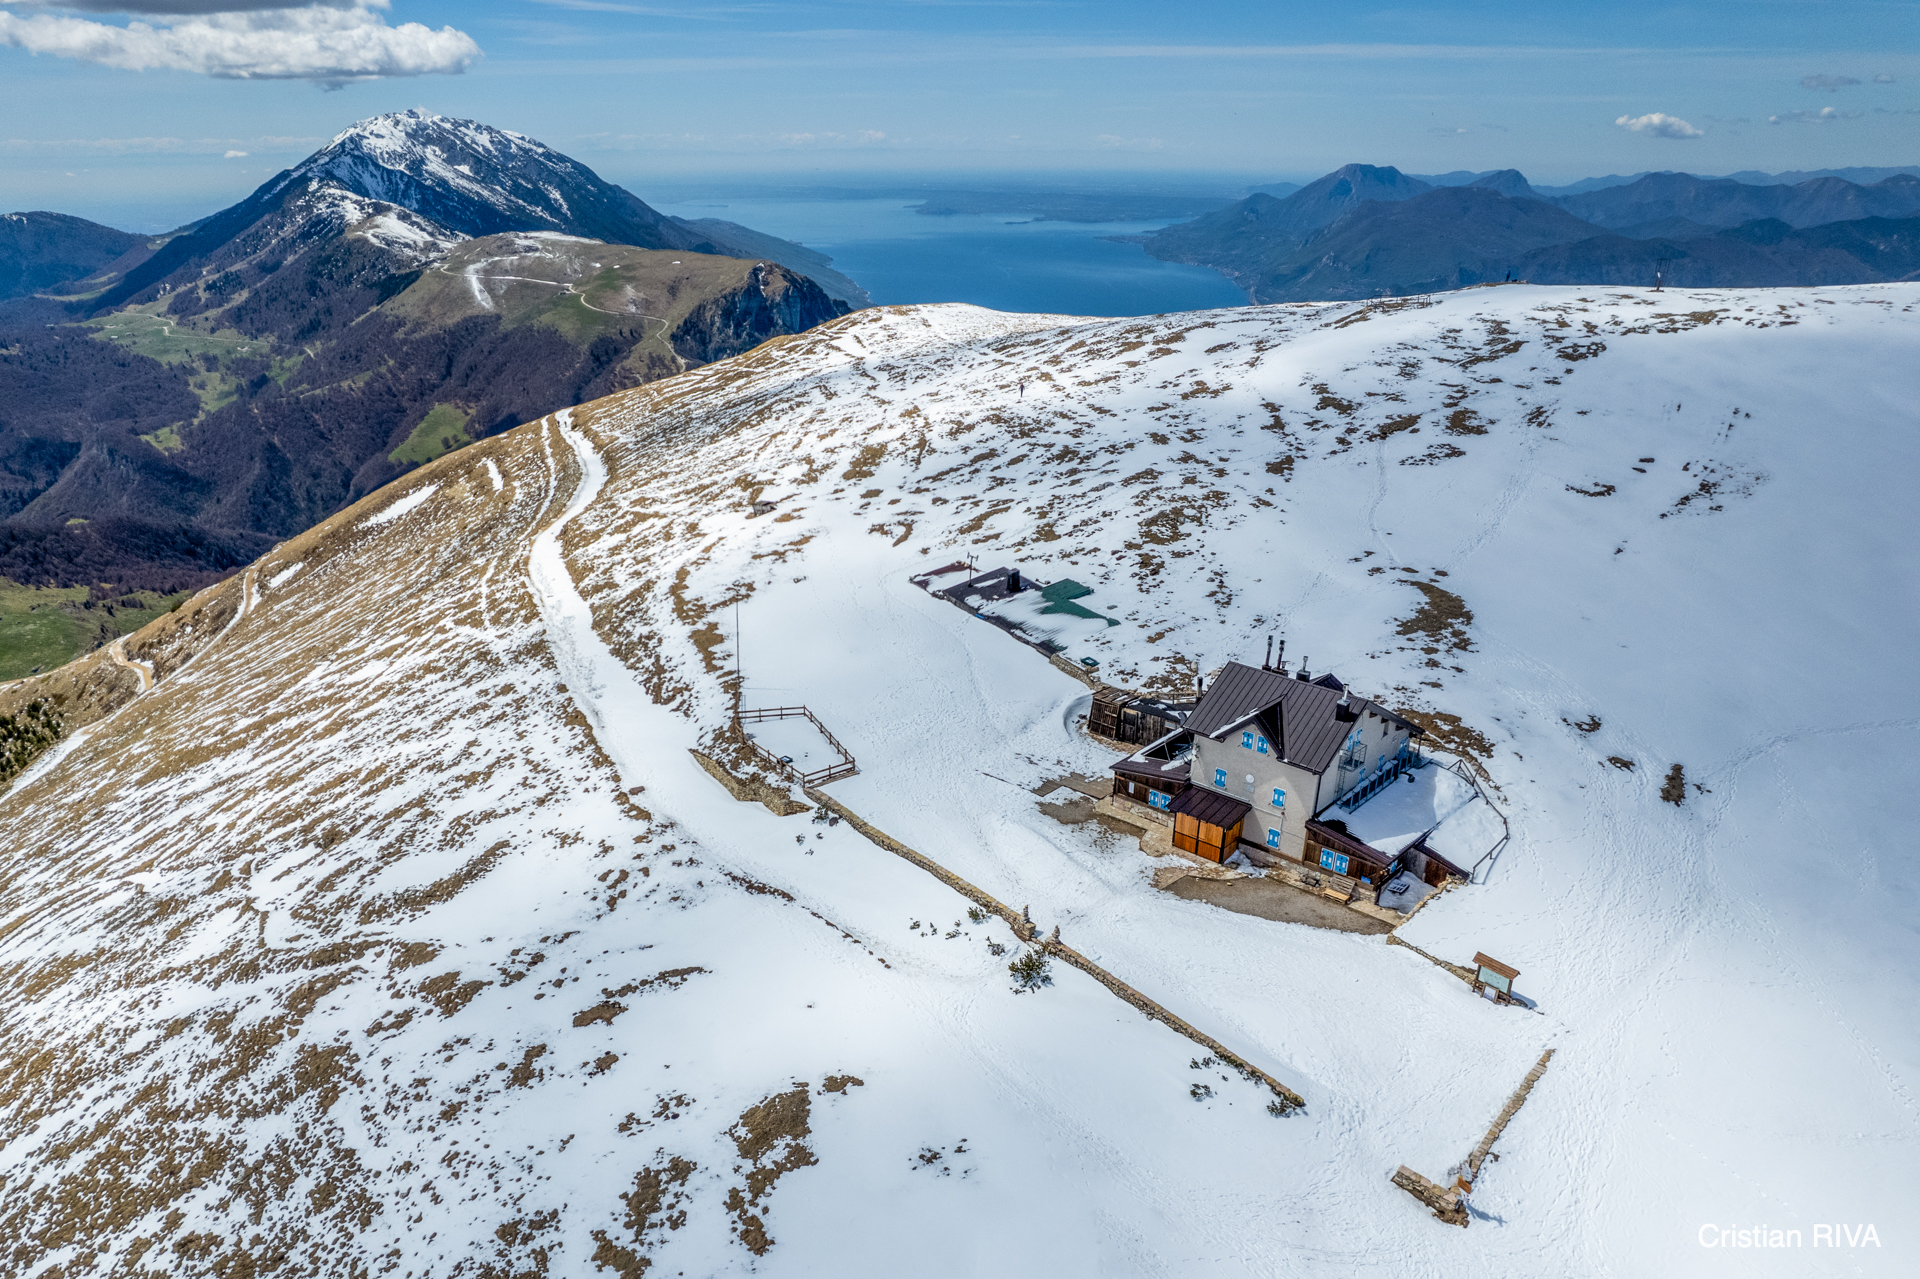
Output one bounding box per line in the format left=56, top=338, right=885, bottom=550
left=1092, top=685, right=1191, bottom=722
left=1113, top=755, right=1191, bottom=785
left=950, top=568, right=1019, bottom=602
left=1187, top=661, right=1421, bottom=776
left=1306, top=818, right=1393, bottom=871
left=1411, top=837, right=1472, bottom=881
left=1169, top=786, right=1251, bottom=828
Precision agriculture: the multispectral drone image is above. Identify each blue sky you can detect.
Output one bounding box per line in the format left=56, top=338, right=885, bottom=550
left=2, top=1, right=1916, bottom=230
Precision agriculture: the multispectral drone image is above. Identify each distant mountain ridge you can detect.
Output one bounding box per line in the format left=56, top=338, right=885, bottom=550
left=1144, top=162, right=1920, bottom=302
left=1556, top=171, right=1920, bottom=230
left=1, top=212, right=146, bottom=301
left=1423, top=165, right=1920, bottom=196
left=95, top=110, right=866, bottom=314
left=0, top=112, right=861, bottom=593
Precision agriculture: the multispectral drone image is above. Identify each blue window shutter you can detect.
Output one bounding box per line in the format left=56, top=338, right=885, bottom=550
left=1240, top=730, right=1253, bottom=749
left=1266, top=828, right=1280, bottom=848
left=1214, top=768, right=1227, bottom=788
left=1256, top=736, right=1269, bottom=754
left=1271, top=787, right=1285, bottom=808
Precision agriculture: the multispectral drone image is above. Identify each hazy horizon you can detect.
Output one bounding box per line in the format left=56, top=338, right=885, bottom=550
left=2, top=1, right=1914, bottom=231
left=22, top=155, right=1920, bottom=238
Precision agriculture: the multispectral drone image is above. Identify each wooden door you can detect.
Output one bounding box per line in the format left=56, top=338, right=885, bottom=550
left=1173, top=812, right=1200, bottom=855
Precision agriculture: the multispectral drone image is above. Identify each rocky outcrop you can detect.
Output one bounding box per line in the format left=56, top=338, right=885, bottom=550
left=670, top=264, right=850, bottom=367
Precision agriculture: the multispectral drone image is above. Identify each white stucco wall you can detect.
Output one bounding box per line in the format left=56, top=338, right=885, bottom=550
left=1189, top=706, right=1415, bottom=859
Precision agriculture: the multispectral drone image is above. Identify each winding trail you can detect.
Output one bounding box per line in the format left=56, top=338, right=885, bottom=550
left=107, top=639, right=154, bottom=693
left=439, top=258, right=670, bottom=342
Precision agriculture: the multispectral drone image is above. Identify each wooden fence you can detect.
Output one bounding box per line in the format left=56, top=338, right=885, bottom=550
left=736, top=705, right=857, bottom=786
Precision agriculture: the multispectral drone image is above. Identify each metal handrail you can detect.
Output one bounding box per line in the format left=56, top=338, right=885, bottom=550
left=1442, top=757, right=1511, bottom=884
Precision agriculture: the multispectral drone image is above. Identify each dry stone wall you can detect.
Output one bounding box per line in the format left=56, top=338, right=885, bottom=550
left=801, top=785, right=1306, bottom=1113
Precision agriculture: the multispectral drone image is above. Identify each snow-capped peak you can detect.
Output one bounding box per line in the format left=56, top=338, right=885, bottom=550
left=279, top=110, right=691, bottom=250
left=310, top=109, right=538, bottom=184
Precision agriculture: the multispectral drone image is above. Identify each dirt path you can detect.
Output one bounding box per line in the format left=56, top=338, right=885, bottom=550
left=1167, top=875, right=1395, bottom=933
left=441, top=258, right=670, bottom=340
left=107, top=639, right=154, bottom=693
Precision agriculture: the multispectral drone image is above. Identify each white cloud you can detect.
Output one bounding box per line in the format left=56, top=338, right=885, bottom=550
left=0, top=2, right=480, bottom=86
left=1874, top=73, right=1897, bottom=84
left=6, top=3, right=315, bottom=11
left=1800, top=73, right=1862, bottom=92
left=224, top=148, right=248, bottom=156
left=1614, top=112, right=1704, bottom=139
left=774, top=130, right=888, bottom=148
left=1769, top=107, right=1862, bottom=125
left=1766, top=106, right=1858, bottom=123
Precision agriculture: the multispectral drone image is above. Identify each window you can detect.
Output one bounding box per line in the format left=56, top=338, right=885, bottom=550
left=1271, top=787, right=1285, bottom=808
left=1213, top=768, right=1227, bottom=788
left=1240, top=730, right=1254, bottom=750
left=1266, top=828, right=1281, bottom=849
left=1256, top=735, right=1270, bottom=754
left=1148, top=789, right=1171, bottom=810
left=1318, top=848, right=1350, bottom=876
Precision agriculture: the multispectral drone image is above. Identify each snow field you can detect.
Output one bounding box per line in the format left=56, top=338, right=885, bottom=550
left=0, top=285, right=1914, bottom=1277
left=562, top=285, right=1920, bottom=1274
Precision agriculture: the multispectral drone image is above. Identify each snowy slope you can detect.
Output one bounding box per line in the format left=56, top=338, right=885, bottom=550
left=2, top=283, right=1915, bottom=1277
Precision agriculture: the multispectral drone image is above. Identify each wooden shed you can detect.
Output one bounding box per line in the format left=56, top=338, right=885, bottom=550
left=1169, top=787, right=1250, bottom=863
left=1089, top=685, right=1189, bottom=746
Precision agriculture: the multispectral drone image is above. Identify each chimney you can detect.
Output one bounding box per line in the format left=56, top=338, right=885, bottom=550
left=1336, top=684, right=1359, bottom=722
left=1296, top=657, right=1310, bottom=682
left=1275, top=638, right=1285, bottom=675
left=1264, top=636, right=1273, bottom=670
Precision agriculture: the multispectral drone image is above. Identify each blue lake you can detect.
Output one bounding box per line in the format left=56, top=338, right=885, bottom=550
left=653, top=196, right=1247, bottom=318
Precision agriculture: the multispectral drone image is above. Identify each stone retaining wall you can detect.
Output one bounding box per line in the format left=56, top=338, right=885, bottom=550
left=1384, top=933, right=1478, bottom=984
left=1466, top=1048, right=1554, bottom=1181
left=690, top=749, right=812, bottom=817
left=1391, top=1165, right=1468, bottom=1227
left=1049, top=653, right=1099, bottom=687
left=1390, top=1046, right=1556, bottom=1228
